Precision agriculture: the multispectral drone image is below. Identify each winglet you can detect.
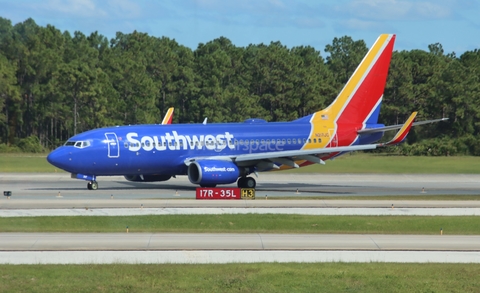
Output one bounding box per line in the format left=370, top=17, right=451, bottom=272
left=161, top=107, right=174, bottom=125
left=378, top=112, right=417, bottom=147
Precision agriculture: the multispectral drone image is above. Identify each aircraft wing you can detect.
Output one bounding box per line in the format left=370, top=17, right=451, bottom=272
left=376, top=112, right=417, bottom=147
left=161, top=107, right=174, bottom=125
left=184, top=144, right=377, bottom=169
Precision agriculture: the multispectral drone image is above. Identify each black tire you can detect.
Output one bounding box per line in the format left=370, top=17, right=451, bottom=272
left=87, top=182, right=92, bottom=190
left=237, top=177, right=246, bottom=188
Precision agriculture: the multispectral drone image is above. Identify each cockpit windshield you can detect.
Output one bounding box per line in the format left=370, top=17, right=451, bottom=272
left=64, top=140, right=91, bottom=148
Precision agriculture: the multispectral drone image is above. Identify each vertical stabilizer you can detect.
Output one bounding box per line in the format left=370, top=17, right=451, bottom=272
left=305, top=34, right=395, bottom=149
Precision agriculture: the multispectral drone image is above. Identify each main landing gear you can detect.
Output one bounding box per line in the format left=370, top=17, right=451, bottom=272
left=237, top=177, right=256, bottom=188
left=87, top=181, right=98, bottom=190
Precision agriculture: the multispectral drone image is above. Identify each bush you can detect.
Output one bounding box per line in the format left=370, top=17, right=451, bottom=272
left=16, top=136, right=45, bottom=153
left=0, top=143, right=22, bottom=153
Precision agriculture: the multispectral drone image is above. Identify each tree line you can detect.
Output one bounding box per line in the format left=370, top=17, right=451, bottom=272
left=1, top=17, right=479, bottom=155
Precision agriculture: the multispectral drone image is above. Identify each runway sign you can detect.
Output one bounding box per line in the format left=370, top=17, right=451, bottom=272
left=196, top=188, right=255, bottom=200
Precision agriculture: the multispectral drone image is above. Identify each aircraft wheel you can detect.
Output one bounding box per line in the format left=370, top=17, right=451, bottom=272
left=87, top=182, right=92, bottom=190
left=245, top=177, right=256, bottom=188
left=237, top=177, right=246, bottom=188
left=91, top=181, right=98, bottom=190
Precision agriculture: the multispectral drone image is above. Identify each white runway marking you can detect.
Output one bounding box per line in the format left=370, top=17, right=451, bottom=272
left=2, top=207, right=480, bottom=217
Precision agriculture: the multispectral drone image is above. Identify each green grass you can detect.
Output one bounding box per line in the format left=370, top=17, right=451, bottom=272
left=0, top=153, right=57, bottom=173
left=3, top=152, right=480, bottom=173
left=0, top=214, right=476, bottom=234
left=283, top=153, right=480, bottom=174
left=1, top=263, right=479, bottom=292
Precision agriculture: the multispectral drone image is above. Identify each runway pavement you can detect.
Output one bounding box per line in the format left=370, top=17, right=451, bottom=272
left=1, top=173, right=480, bottom=210
left=1, top=173, right=480, bottom=200
left=2, top=233, right=479, bottom=251
left=2, top=233, right=480, bottom=264
left=3, top=251, right=480, bottom=264
left=1, top=173, right=480, bottom=264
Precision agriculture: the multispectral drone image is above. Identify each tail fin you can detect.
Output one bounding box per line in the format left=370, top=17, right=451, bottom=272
left=304, top=34, right=395, bottom=149
left=161, top=107, right=174, bottom=125
left=315, top=34, right=395, bottom=126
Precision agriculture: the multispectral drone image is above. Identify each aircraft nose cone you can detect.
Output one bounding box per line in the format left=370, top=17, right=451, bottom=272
left=47, top=148, right=71, bottom=171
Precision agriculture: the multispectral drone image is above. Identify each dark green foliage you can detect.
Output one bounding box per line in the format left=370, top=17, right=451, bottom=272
left=0, top=17, right=478, bottom=154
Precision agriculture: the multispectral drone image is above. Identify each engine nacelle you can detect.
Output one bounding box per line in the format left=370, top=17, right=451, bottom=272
left=124, top=174, right=171, bottom=182
left=188, top=160, right=242, bottom=186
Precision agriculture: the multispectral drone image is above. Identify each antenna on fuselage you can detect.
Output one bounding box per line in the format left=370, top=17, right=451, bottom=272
left=202, top=118, right=208, bottom=125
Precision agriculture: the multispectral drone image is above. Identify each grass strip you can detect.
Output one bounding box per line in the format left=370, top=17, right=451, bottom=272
left=0, top=215, right=477, bottom=234
left=283, top=153, right=480, bottom=174
left=0, top=154, right=54, bottom=173
left=1, top=263, right=479, bottom=292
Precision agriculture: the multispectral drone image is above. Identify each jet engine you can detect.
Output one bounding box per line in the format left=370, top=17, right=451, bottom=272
left=188, top=160, right=243, bottom=186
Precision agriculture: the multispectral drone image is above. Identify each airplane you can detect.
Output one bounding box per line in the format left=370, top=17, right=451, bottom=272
left=47, top=34, right=447, bottom=190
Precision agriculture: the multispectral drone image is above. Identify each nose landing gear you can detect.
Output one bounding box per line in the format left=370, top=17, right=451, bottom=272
left=87, top=181, right=98, bottom=190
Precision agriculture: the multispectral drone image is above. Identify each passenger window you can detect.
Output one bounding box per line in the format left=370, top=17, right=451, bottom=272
left=314, top=138, right=317, bottom=143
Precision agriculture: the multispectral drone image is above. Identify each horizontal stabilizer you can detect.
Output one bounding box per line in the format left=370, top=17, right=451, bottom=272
left=358, top=118, right=448, bottom=134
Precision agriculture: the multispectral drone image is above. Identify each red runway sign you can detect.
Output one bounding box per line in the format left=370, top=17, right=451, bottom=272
left=196, top=188, right=255, bottom=200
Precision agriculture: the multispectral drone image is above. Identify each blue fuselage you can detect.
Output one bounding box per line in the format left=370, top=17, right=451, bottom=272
left=47, top=119, right=384, bottom=177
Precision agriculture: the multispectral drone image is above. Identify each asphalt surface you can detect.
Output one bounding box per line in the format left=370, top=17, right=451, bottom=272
left=1, top=173, right=480, bottom=264
left=2, top=173, right=480, bottom=200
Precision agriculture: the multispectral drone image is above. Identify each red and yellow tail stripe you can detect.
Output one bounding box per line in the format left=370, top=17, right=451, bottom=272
left=161, top=107, right=174, bottom=125
left=303, top=34, right=396, bottom=151
left=379, top=112, right=417, bottom=146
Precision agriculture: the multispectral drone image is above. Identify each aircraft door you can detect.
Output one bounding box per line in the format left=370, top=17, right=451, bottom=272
left=105, top=132, right=120, bottom=158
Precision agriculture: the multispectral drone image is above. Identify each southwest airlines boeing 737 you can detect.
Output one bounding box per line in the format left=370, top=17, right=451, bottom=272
left=47, top=34, right=446, bottom=190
